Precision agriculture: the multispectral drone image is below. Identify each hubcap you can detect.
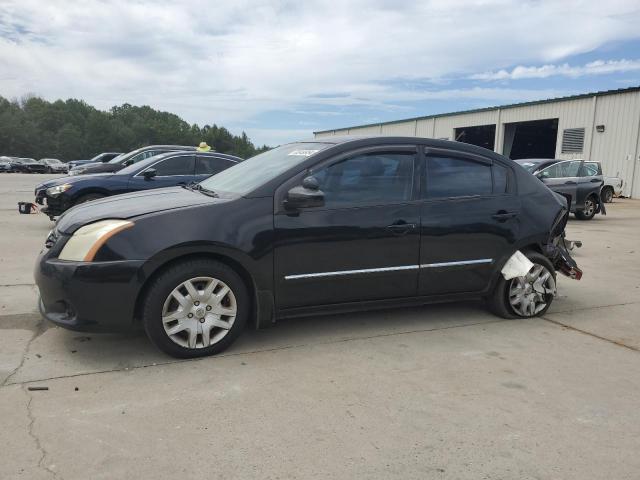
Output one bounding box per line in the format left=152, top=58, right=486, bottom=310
left=584, top=199, right=595, bottom=216
left=508, top=264, right=555, bottom=317
left=162, top=276, right=237, bottom=349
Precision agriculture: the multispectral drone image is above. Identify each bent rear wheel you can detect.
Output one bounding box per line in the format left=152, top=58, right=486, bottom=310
left=487, top=251, right=556, bottom=319
left=142, top=259, right=249, bottom=358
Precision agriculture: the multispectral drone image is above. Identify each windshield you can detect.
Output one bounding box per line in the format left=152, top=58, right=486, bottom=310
left=199, top=143, right=331, bottom=195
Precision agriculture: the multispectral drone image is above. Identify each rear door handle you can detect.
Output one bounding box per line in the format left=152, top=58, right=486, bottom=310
left=386, top=222, right=416, bottom=235
left=590, top=178, right=601, bottom=183
left=492, top=211, right=518, bottom=222
left=564, top=181, right=577, bottom=185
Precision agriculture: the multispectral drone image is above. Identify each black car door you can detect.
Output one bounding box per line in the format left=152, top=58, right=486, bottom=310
left=419, top=148, right=520, bottom=296
left=274, top=145, right=421, bottom=309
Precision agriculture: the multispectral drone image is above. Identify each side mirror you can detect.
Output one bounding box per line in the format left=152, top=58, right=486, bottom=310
left=285, top=175, right=324, bottom=209
left=124, top=159, right=134, bottom=166
left=143, top=168, right=157, bottom=180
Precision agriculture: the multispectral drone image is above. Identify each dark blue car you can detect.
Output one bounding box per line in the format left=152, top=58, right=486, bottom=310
left=35, top=151, right=242, bottom=219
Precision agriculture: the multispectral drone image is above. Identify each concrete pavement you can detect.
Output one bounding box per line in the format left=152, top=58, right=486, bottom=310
left=1, top=173, right=639, bottom=479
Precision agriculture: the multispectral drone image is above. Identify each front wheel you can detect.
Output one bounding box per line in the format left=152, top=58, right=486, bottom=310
left=487, top=252, right=556, bottom=319
left=575, top=195, right=597, bottom=220
left=142, top=259, right=249, bottom=358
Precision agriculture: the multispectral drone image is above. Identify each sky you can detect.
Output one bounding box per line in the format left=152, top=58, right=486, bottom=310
left=1, top=0, right=640, bottom=147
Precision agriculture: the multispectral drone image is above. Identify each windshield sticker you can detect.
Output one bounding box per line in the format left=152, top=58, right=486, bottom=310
left=288, top=150, right=319, bottom=156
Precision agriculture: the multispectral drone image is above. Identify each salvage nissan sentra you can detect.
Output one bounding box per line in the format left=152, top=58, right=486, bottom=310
left=35, top=136, right=581, bottom=358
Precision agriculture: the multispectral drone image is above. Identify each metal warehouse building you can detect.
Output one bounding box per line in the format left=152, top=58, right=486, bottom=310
left=314, top=86, right=640, bottom=198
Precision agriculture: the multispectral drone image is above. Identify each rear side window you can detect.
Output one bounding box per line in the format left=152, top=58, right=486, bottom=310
left=426, top=156, right=492, bottom=198
left=150, top=155, right=195, bottom=176
left=582, top=162, right=601, bottom=176
left=196, top=156, right=235, bottom=175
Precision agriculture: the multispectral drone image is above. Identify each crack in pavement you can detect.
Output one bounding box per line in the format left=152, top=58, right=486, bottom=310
left=23, top=386, right=60, bottom=479
left=2, top=316, right=46, bottom=387
left=2, top=317, right=510, bottom=388
left=547, top=300, right=640, bottom=315
left=541, top=316, right=639, bottom=353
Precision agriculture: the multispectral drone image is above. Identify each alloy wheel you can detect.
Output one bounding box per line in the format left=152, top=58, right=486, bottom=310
left=508, top=264, right=556, bottom=317
left=161, top=276, right=237, bottom=349
left=583, top=198, right=595, bottom=217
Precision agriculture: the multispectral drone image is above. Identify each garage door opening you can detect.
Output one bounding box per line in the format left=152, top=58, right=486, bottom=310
left=454, top=124, right=496, bottom=151
left=503, top=118, right=558, bottom=159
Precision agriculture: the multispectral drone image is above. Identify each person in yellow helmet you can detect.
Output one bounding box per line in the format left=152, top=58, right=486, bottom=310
left=197, top=142, right=212, bottom=152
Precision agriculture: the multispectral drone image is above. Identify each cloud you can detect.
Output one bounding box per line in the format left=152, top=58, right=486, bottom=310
left=1, top=0, right=640, bottom=145
left=471, top=59, right=640, bottom=81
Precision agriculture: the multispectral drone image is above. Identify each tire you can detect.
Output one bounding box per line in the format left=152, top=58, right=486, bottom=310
left=601, top=186, right=614, bottom=203
left=575, top=195, right=597, bottom=220
left=486, top=251, right=556, bottom=319
left=74, top=193, right=105, bottom=205
left=142, top=259, right=250, bottom=358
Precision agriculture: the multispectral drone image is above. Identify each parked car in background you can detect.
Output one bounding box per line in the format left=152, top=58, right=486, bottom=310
left=12, top=157, right=47, bottom=173
left=583, top=161, right=623, bottom=203
left=35, top=136, right=581, bottom=358
left=515, top=158, right=605, bottom=220
left=68, top=152, right=122, bottom=170
left=40, top=158, right=69, bottom=174
left=0, top=157, right=11, bottom=172
left=69, top=146, right=197, bottom=176
left=35, top=151, right=241, bottom=219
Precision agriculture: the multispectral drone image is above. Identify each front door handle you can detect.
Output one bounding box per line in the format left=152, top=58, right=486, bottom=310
left=386, top=222, right=416, bottom=235
left=564, top=181, right=577, bottom=185
left=492, top=211, right=518, bottom=222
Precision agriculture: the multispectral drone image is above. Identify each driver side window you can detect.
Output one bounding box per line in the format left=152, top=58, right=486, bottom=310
left=312, top=152, right=414, bottom=209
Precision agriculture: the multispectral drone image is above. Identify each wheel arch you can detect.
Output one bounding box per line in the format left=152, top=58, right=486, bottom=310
left=133, top=249, right=271, bottom=331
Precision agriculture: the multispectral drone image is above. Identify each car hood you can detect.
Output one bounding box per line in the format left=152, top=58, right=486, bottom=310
left=36, top=173, right=115, bottom=191
left=55, top=187, right=226, bottom=234
left=72, top=162, right=120, bottom=174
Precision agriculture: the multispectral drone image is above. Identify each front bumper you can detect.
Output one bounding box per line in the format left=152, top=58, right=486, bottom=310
left=35, top=251, right=145, bottom=332
left=35, top=190, right=72, bottom=217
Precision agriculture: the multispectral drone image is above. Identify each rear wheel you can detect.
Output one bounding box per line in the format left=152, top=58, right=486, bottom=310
left=601, top=186, right=614, bottom=203
left=575, top=195, right=597, bottom=220
left=487, top=251, right=556, bottom=319
left=142, top=259, right=249, bottom=358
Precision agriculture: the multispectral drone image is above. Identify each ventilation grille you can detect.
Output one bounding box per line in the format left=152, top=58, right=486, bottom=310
left=561, top=128, right=585, bottom=154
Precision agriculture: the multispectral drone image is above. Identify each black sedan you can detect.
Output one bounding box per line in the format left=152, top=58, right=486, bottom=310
left=12, top=158, right=47, bottom=173
left=69, top=145, right=196, bottom=176
left=515, top=158, right=605, bottom=220
left=35, top=136, right=581, bottom=358
left=35, top=151, right=241, bottom=219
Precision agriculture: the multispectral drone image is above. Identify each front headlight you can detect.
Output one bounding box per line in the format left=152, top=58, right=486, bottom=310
left=58, top=219, right=134, bottom=261
left=46, top=184, right=73, bottom=196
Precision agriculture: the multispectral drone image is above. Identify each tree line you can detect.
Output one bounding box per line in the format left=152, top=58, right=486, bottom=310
left=0, top=95, right=269, bottom=161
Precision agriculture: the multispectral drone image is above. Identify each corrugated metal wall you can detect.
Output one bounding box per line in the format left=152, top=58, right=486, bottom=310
left=314, top=91, right=640, bottom=197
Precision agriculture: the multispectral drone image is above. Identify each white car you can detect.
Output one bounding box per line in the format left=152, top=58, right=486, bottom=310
left=585, top=162, right=622, bottom=203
